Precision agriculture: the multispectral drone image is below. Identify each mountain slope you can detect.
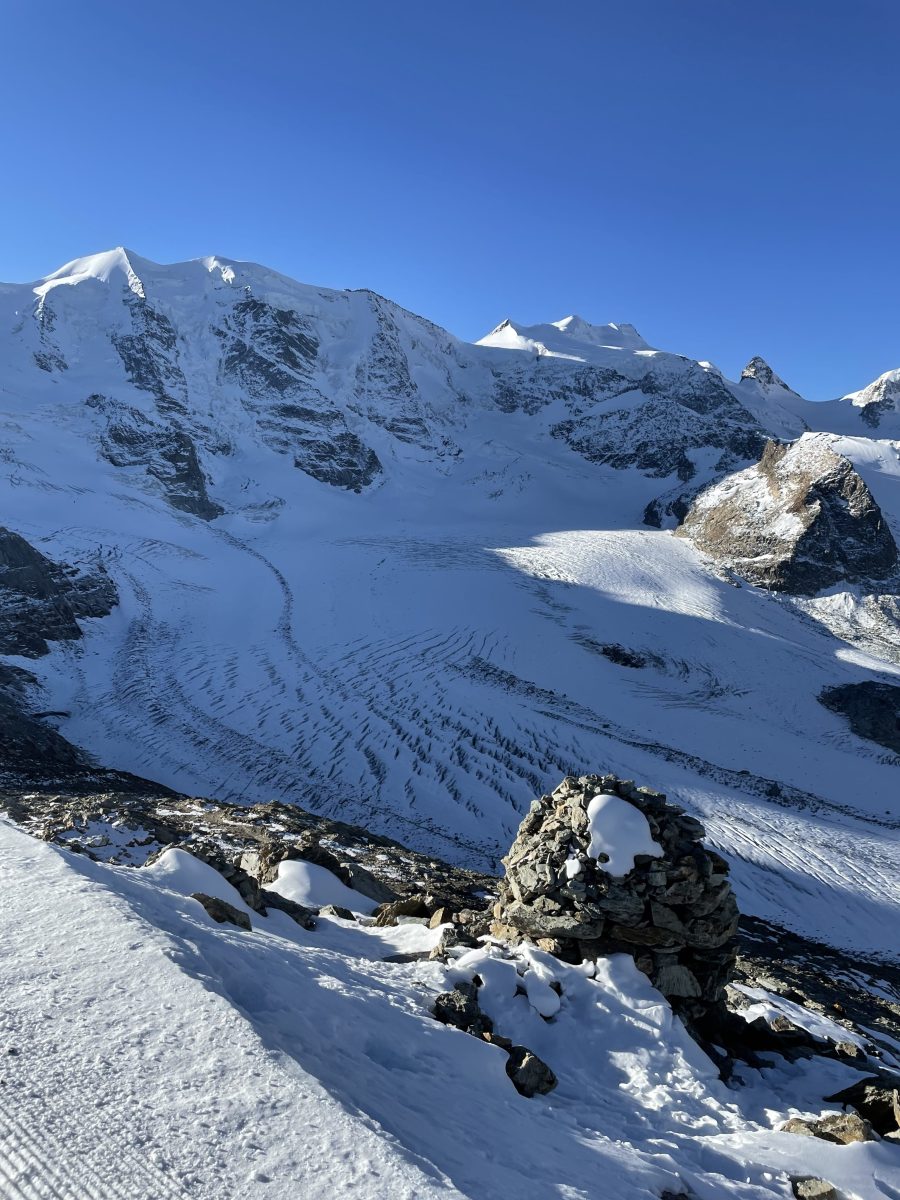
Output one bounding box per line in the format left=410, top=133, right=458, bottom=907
left=3, top=817, right=897, bottom=1200
left=0, top=248, right=898, bottom=966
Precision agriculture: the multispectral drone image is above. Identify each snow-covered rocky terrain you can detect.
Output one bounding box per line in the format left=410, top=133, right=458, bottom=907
left=1, top=248, right=899, bottom=1198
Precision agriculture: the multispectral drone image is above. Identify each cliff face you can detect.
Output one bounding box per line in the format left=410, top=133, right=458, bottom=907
left=676, top=435, right=898, bottom=594
left=0, top=526, right=117, bottom=657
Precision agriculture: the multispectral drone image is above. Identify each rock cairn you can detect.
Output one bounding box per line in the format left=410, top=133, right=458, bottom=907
left=491, top=774, right=739, bottom=1025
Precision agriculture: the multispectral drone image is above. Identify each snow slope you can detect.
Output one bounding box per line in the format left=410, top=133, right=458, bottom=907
left=1, top=249, right=899, bottom=965
left=3, top=819, right=898, bottom=1200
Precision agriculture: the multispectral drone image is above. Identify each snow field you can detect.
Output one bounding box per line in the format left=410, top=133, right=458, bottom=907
left=2, top=824, right=898, bottom=1200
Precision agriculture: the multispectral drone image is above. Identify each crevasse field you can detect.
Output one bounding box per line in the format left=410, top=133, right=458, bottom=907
left=1, top=249, right=899, bottom=1198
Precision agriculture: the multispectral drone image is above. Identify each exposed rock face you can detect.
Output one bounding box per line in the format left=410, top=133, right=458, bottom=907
left=0, top=527, right=117, bottom=656
left=819, top=681, right=900, bottom=755
left=93, top=397, right=223, bottom=520
left=676, top=435, right=898, bottom=593
left=825, top=1074, right=900, bottom=1137
left=491, top=774, right=739, bottom=1025
left=213, top=295, right=383, bottom=492
left=551, top=361, right=767, bottom=487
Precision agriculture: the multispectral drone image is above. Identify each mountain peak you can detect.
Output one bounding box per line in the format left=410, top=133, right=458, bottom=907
left=740, top=355, right=795, bottom=393
left=36, top=246, right=149, bottom=299
left=476, top=315, right=650, bottom=361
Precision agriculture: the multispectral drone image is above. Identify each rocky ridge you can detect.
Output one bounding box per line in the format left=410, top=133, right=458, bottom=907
left=0, top=249, right=809, bottom=526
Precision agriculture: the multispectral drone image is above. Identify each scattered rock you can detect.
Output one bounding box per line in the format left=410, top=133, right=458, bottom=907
left=373, top=896, right=431, bottom=927
left=428, top=906, right=456, bottom=928
left=190, top=893, right=251, bottom=931
left=259, top=890, right=317, bottom=929
left=432, top=982, right=493, bottom=1037
left=790, top=1179, right=837, bottom=1200
left=504, top=1045, right=557, bottom=1097
left=781, top=1111, right=875, bottom=1144
left=428, top=924, right=481, bottom=961
left=320, top=904, right=355, bottom=920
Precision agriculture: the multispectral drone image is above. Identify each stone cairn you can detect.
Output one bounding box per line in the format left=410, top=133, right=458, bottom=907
left=491, top=774, right=740, bottom=1028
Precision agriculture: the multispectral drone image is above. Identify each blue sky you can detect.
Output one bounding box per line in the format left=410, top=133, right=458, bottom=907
left=2, top=0, right=898, bottom=397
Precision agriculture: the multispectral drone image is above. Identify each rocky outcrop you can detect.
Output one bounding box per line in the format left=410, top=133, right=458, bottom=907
left=191, top=892, right=252, bottom=930
left=0, top=527, right=117, bottom=657
left=677, top=435, right=898, bottom=593
left=824, top=1074, right=900, bottom=1137
left=214, top=295, right=382, bottom=491
left=780, top=1111, right=875, bottom=1144
left=819, top=681, right=900, bottom=755
left=94, top=398, right=223, bottom=519
left=842, top=368, right=900, bottom=429
left=491, top=774, right=739, bottom=1026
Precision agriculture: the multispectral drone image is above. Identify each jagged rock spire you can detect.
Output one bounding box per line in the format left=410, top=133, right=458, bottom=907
left=740, top=355, right=794, bottom=392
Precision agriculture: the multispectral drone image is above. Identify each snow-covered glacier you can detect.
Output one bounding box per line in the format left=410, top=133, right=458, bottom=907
left=2, top=246, right=899, bottom=963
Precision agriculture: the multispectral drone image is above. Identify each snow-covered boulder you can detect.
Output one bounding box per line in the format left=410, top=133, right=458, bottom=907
left=491, top=774, right=739, bottom=1027
left=676, top=435, right=899, bottom=594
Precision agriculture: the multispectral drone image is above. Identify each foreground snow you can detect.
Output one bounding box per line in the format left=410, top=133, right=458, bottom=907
left=1, top=821, right=896, bottom=1200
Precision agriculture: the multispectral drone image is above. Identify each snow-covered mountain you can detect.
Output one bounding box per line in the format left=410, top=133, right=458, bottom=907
left=0, top=246, right=897, bottom=914
left=2, top=246, right=900, bottom=1198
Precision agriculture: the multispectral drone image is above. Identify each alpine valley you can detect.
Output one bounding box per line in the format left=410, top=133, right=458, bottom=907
left=1, top=247, right=899, bottom=1200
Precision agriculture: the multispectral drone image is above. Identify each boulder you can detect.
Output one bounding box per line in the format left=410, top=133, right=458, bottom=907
left=790, top=1179, right=838, bottom=1200
left=320, top=904, right=355, bottom=921
left=432, top=982, right=493, bottom=1037
left=781, top=1111, right=875, bottom=1144
left=190, top=893, right=251, bottom=931
left=504, top=1046, right=557, bottom=1097
left=825, top=1075, right=900, bottom=1136
left=676, top=435, right=898, bottom=593
left=373, top=896, right=431, bottom=927
left=492, top=775, right=739, bottom=1026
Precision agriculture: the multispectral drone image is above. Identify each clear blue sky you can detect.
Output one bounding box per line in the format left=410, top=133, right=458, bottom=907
left=2, top=0, right=898, bottom=398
